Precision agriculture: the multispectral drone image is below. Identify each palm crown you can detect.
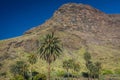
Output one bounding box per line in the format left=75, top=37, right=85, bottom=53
left=38, top=32, right=62, bottom=64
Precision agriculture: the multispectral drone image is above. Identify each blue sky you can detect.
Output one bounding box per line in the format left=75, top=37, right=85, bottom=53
left=0, top=0, right=120, bottom=40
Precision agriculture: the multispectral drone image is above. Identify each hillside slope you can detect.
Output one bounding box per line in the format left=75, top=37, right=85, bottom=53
left=0, top=3, right=120, bottom=79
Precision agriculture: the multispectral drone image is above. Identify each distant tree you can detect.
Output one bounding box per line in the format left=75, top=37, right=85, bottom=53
left=73, top=63, right=80, bottom=73
left=28, top=53, right=38, bottom=80
left=95, top=62, right=102, bottom=80
left=38, top=32, right=62, bottom=80
left=86, top=61, right=94, bottom=80
left=63, top=59, right=80, bottom=78
left=73, top=62, right=80, bottom=79
left=86, top=60, right=102, bottom=80
left=63, top=59, right=73, bottom=77
left=84, top=52, right=91, bottom=80
left=28, top=53, right=37, bottom=65
left=84, top=52, right=102, bottom=80
left=84, top=52, right=91, bottom=63
left=10, top=61, right=29, bottom=79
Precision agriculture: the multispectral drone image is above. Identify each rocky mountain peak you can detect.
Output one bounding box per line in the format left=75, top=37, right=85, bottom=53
left=25, top=3, right=111, bottom=35
left=50, top=3, right=110, bottom=32
left=55, top=3, right=103, bottom=15
left=24, top=3, right=120, bottom=48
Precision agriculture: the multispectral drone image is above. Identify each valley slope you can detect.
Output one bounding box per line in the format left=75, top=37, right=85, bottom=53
left=0, top=3, right=120, bottom=79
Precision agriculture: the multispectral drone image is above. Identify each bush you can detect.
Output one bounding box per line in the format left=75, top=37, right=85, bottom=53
left=0, top=72, right=6, bottom=77
left=102, top=69, right=113, bottom=75
left=82, top=72, right=88, bottom=78
left=55, top=71, right=65, bottom=77
left=114, top=69, right=120, bottom=74
left=32, top=71, right=39, bottom=76
left=10, top=75, right=24, bottom=80
left=33, top=73, right=46, bottom=80
left=63, top=73, right=75, bottom=78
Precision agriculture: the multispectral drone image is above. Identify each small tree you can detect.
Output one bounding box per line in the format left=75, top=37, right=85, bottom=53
left=95, top=62, right=102, bottom=80
left=84, top=52, right=91, bottom=63
left=10, top=61, right=29, bottom=79
left=63, top=59, right=73, bottom=77
left=86, top=61, right=94, bottom=80
left=84, top=52, right=91, bottom=80
left=28, top=53, right=38, bottom=80
left=38, top=32, right=62, bottom=80
left=63, top=59, right=80, bottom=78
left=73, top=63, right=80, bottom=73
left=72, top=62, right=80, bottom=79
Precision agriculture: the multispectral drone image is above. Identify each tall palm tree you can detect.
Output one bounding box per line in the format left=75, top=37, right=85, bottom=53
left=38, top=32, right=62, bottom=80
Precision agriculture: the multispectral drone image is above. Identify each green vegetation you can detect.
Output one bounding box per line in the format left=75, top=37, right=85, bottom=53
left=10, top=61, right=28, bottom=77
left=84, top=52, right=102, bottom=80
left=102, top=69, right=113, bottom=75
left=0, top=32, right=120, bottom=80
left=63, top=59, right=80, bottom=78
left=63, top=59, right=73, bottom=77
left=10, top=61, right=29, bottom=80
left=33, top=73, right=46, bottom=80
left=28, top=53, right=38, bottom=80
left=10, top=75, right=24, bottom=80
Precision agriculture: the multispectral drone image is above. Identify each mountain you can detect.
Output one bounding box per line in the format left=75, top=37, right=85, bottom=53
left=0, top=3, right=120, bottom=79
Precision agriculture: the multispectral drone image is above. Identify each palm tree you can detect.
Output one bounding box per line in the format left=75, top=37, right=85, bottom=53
left=38, top=32, right=62, bottom=80
left=28, top=53, right=38, bottom=80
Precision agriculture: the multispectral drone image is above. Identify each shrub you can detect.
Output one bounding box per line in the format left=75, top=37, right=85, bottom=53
left=10, top=75, right=24, bottom=80
left=82, top=72, right=88, bottom=78
left=102, top=69, right=113, bottom=75
left=63, top=73, right=75, bottom=78
left=114, top=69, right=120, bottom=74
left=33, top=73, right=46, bottom=80
left=56, top=71, right=65, bottom=77
left=32, top=71, right=39, bottom=76
left=0, top=72, right=6, bottom=77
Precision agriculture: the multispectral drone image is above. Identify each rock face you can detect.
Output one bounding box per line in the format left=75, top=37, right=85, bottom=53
left=25, top=3, right=120, bottom=47
left=0, top=3, right=120, bottom=79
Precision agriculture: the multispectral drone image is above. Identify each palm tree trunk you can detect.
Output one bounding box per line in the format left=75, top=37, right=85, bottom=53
left=48, top=63, right=51, bottom=80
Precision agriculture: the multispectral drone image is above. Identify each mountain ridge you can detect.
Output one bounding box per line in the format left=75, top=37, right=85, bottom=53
left=25, top=3, right=120, bottom=48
